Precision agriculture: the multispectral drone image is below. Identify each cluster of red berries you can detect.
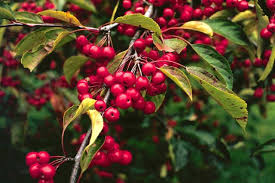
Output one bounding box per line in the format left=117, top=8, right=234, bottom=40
left=254, top=84, right=275, bottom=102
left=25, top=151, right=56, bottom=183
left=26, top=86, right=52, bottom=109
left=89, top=136, right=132, bottom=168
left=260, top=17, right=275, bottom=39
left=0, top=49, right=19, bottom=68
left=226, top=0, right=249, bottom=12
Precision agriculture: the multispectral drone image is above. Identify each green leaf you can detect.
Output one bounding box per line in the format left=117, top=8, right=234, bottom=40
left=38, top=10, right=83, bottom=26
left=21, top=42, right=54, bottom=71
left=85, top=110, right=104, bottom=151
left=114, top=14, right=162, bottom=36
left=163, top=38, right=187, bottom=54
left=0, top=20, right=7, bottom=46
left=53, top=0, right=67, bottom=11
left=191, top=44, right=233, bottom=90
left=51, top=30, right=76, bottom=50
left=173, top=141, right=188, bottom=171
left=0, top=2, right=15, bottom=20
left=181, top=21, right=213, bottom=37
left=152, top=33, right=174, bottom=52
left=259, top=43, right=275, bottom=81
left=80, top=136, right=105, bottom=175
left=107, top=50, right=127, bottom=74
left=61, top=98, right=96, bottom=150
left=150, top=92, right=166, bottom=112
left=63, top=56, right=89, bottom=83
left=67, top=0, right=97, bottom=13
left=14, top=11, right=44, bottom=24
left=209, top=9, right=235, bottom=20
left=232, top=10, right=256, bottom=22
left=160, top=66, right=192, bottom=100
left=15, top=29, right=47, bottom=56
left=204, top=19, right=250, bottom=46
left=110, top=0, right=119, bottom=22
left=252, top=139, right=275, bottom=156
left=186, top=66, right=248, bottom=130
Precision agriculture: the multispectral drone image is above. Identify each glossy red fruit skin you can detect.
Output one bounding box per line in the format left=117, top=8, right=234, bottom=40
left=254, top=88, right=264, bottom=98
left=79, top=93, right=93, bottom=101
left=122, top=72, right=136, bottom=87
left=77, top=80, right=89, bottom=94
left=78, top=133, right=86, bottom=144
left=95, top=100, right=107, bottom=112
left=125, top=88, right=141, bottom=101
left=168, top=18, right=178, bottom=27
left=114, top=71, right=124, bottom=83
left=102, top=46, right=115, bottom=60
left=38, top=179, right=54, bottom=183
left=157, top=17, right=167, bottom=27
left=89, top=45, right=102, bottom=59
left=104, top=75, right=115, bottom=87
left=108, top=150, right=122, bottom=163
left=124, top=27, right=135, bottom=37
left=76, top=35, right=88, bottom=47
left=104, top=107, right=120, bottom=122
left=260, top=28, right=272, bottom=39
left=122, top=0, right=132, bottom=9
left=243, top=59, right=251, bottom=68
left=120, top=150, right=132, bottom=165
left=40, top=164, right=56, bottom=180
left=37, top=151, right=50, bottom=165
left=237, top=1, right=249, bottom=11
left=193, top=8, right=203, bottom=19
left=26, top=152, right=38, bottom=166
left=266, top=0, right=275, bottom=12
left=143, top=101, right=156, bottom=114
left=254, top=58, right=262, bottom=67
left=29, top=163, right=41, bottom=179
left=145, top=36, right=153, bottom=46
left=132, top=97, right=145, bottom=110
left=102, top=136, right=115, bottom=150
left=133, top=38, right=146, bottom=52
left=266, top=94, right=275, bottom=101
left=82, top=44, right=93, bottom=55
left=142, top=63, right=156, bottom=76
left=96, top=67, right=109, bottom=78
left=115, top=93, right=132, bottom=109
left=135, top=76, right=149, bottom=90
left=152, top=71, right=166, bottom=84
left=163, top=8, right=174, bottom=18
left=267, top=23, right=275, bottom=33
left=111, top=84, right=125, bottom=96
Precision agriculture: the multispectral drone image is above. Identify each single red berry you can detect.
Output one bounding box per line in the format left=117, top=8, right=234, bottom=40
left=142, top=63, right=156, bottom=76
left=124, top=27, right=135, bottom=37
left=143, top=101, right=156, bottom=114
left=102, top=136, right=115, bottom=150
left=226, top=0, right=238, bottom=7
left=122, top=0, right=132, bottom=9
left=125, top=88, right=141, bottom=101
left=102, top=122, right=109, bottom=134
left=96, top=66, right=109, bottom=78
left=95, top=100, right=107, bottom=112
left=111, top=83, right=125, bottom=96
left=104, top=75, right=115, bottom=87
left=135, top=76, right=149, bottom=90
left=163, top=8, right=174, bottom=18
left=254, top=88, right=264, bottom=98
left=102, top=46, right=115, bottom=60
left=237, top=1, right=249, bottom=11
left=37, top=151, right=50, bottom=165
left=115, top=93, right=132, bottom=109
left=77, top=80, right=89, bottom=94
left=168, top=18, right=178, bottom=27
left=133, top=97, right=145, bottom=110
left=260, top=28, right=272, bottom=39
left=108, top=150, right=122, bottom=163
left=122, top=72, right=136, bottom=87
left=29, top=163, right=41, bottom=179
left=40, top=164, right=56, bottom=180
left=133, top=38, right=146, bottom=52
left=267, top=23, right=275, bottom=33
left=152, top=71, right=166, bottom=84
left=135, top=6, right=145, bottom=14
left=180, top=11, right=192, bottom=22
left=157, top=17, right=167, bottom=27
left=114, top=71, right=124, bottom=83
left=79, top=133, right=86, bottom=144
left=148, top=50, right=160, bottom=60
left=267, top=94, right=275, bottom=101
left=254, top=58, right=262, bottom=67
left=145, top=36, right=153, bottom=46
left=203, top=7, right=215, bottom=17
left=82, top=44, right=93, bottom=55
left=76, top=35, right=88, bottom=47
left=26, top=152, right=38, bottom=166
left=243, top=59, right=251, bottom=68
left=120, top=150, right=132, bottom=165
left=79, top=93, right=93, bottom=101
left=104, top=107, right=120, bottom=122
left=89, top=45, right=102, bottom=59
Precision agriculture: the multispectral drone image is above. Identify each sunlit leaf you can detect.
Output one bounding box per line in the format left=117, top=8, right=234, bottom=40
left=14, top=11, right=44, bottom=24
left=181, top=21, right=213, bottom=37
left=259, top=43, right=275, bottom=81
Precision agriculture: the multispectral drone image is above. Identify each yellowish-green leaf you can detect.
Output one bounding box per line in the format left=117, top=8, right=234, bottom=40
left=80, top=136, right=105, bottom=175
left=85, top=110, right=104, bottom=151
left=110, top=0, right=119, bottom=22
left=14, top=11, right=44, bottom=24
left=181, top=21, right=213, bottom=37
left=163, top=38, right=187, bottom=54
left=63, top=55, right=89, bottom=83
left=61, top=98, right=96, bottom=151
left=152, top=33, right=174, bottom=52
left=186, top=66, right=248, bottom=130
left=38, top=10, right=83, bottom=26
left=160, top=66, right=192, bottom=100
left=209, top=9, right=235, bottom=20
left=107, top=50, right=128, bottom=74
left=259, top=43, right=275, bottom=81
left=232, top=10, right=256, bottom=22
left=0, top=3, right=15, bottom=20
left=114, top=13, right=162, bottom=36
left=52, top=30, right=76, bottom=50
left=150, top=91, right=166, bottom=112
left=67, top=0, right=97, bottom=13
left=0, top=20, right=8, bottom=46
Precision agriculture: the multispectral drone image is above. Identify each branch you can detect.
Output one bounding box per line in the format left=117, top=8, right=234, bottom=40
left=69, top=4, right=154, bottom=183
